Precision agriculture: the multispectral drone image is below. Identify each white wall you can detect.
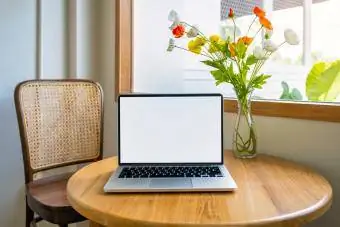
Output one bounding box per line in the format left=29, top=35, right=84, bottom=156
left=0, top=0, right=101, bottom=226
left=98, top=0, right=116, bottom=159
left=75, top=0, right=101, bottom=81
left=40, top=0, right=68, bottom=78
left=0, top=0, right=36, bottom=226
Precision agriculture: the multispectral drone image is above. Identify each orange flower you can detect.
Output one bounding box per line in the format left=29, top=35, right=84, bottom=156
left=259, top=16, right=273, bottom=30
left=253, top=6, right=265, bottom=17
left=172, top=24, right=185, bottom=38
left=228, top=8, right=234, bottom=18
left=229, top=43, right=236, bottom=57
left=237, top=36, right=253, bottom=45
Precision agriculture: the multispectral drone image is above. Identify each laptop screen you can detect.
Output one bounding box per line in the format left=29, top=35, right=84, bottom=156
left=118, top=94, right=223, bottom=164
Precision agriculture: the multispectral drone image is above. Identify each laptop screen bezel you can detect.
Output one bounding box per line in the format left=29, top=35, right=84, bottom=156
left=117, top=93, right=224, bottom=166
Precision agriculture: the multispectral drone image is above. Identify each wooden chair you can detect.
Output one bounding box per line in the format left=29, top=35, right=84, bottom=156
left=14, top=80, right=104, bottom=227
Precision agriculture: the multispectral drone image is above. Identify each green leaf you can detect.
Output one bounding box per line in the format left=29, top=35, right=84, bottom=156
left=224, top=45, right=231, bottom=58
left=279, top=81, right=290, bottom=99
left=306, top=60, right=340, bottom=101
left=227, top=64, right=235, bottom=82
left=211, top=70, right=223, bottom=85
left=211, top=70, right=222, bottom=80
left=251, top=74, right=271, bottom=89
left=210, top=70, right=229, bottom=86
left=279, top=81, right=303, bottom=101
left=291, top=88, right=303, bottom=101
left=281, top=81, right=289, bottom=94
left=280, top=93, right=291, bottom=100
left=241, top=65, right=249, bottom=83
left=246, top=55, right=258, bottom=66
left=201, top=60, right=223, bottom=70
left=219, top=41, right=228, bottom=54
left=236, top=41, right=247, bottom=59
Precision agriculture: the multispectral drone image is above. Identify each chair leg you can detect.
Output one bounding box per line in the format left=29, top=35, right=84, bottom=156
left=25, top=202, right=34, bottom=227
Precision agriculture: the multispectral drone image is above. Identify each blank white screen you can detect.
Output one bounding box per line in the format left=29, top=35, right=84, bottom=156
left=119, top=95, right=222, bottom=164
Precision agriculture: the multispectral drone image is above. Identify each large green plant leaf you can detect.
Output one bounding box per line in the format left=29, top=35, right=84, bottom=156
left=306, top=60, right=340, bottom=101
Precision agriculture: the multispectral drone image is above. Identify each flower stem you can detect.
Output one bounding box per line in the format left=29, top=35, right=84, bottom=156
left=233, top=94, right=257, bottom=157
left=174, top=46, right=211, bottom=58
left=277, top=41, right=286, bottom=49
left=246, top=16, right=257, bottom=36
left=253, top=25, right=263, bottom=40
left=232, top=18, right=237, bottom=42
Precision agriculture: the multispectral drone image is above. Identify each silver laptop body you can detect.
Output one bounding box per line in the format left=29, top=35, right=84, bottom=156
left=104, top=94, right=237, bottom=193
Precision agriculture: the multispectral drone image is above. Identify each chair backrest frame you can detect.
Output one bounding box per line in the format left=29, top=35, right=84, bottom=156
left=14, top=79, right=104, bottom=183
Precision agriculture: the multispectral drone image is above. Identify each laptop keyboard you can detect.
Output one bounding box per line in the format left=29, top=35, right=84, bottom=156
left=118, top=166, right=223, bottom=178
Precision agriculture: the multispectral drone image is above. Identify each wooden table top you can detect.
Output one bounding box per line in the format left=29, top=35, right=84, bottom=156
left=67, top=151, right=332, bottom=227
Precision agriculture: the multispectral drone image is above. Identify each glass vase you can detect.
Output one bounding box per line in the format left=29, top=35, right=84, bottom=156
left=232, top=92, right=257, bottom=158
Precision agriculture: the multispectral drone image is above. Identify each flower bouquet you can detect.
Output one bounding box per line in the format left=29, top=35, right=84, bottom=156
left=166, top=6, right=299, bottom=158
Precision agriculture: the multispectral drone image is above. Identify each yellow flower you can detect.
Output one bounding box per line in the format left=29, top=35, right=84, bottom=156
left=218, top=39, right=226, bottom=46
left=194, top=37, right=206, bottom=46
left=209, top=35, right=221, bottom=43
left=208, top=45, right=218, bottom=53
left=187, top=36, right=207, bottom=54
left=208, top=39, right=226, bottom=53
left=188, top=40, right=202, bottom=54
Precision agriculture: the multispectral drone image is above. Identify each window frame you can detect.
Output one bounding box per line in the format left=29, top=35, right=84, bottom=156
left=115, top=0, right=340, bottom=123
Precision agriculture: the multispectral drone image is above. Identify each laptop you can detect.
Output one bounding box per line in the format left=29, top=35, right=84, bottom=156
left=104, top=93, right=237, bottom=192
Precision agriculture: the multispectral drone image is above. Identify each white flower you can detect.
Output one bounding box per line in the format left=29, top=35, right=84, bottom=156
left=187, top=25, right=199, bottom=38
left=263, top=40, right=278, bottom=52
left=284, top=28, right=300, bottom=45
left=253, top=46, right=267, bottom=60
left=168, top=10, right=179, bottom=22
left=166, top=38, right=175, bottom=52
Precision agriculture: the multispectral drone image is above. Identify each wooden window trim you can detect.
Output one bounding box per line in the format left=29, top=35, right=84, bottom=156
left=115, top=0, right=133, bottom=98
left=115, top=0, right=340, bottom=123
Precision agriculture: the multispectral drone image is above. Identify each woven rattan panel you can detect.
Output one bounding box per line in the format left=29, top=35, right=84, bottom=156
left=221, top=0, right=261, bottom=19
left=19, top=81, right=101, bottom=171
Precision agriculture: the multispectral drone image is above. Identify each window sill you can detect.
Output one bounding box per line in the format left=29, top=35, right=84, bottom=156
left=224, top=99, right=340, bottom=123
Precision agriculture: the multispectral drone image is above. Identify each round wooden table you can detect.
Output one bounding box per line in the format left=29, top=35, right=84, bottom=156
left=67, top=151, right=332, bottom=227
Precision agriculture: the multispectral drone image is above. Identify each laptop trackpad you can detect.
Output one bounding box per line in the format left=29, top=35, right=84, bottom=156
left=150, top=179, right=193, bottom=188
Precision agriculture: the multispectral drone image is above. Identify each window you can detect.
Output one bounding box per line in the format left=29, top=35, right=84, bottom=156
left=116, top=0, right=340, bottom=122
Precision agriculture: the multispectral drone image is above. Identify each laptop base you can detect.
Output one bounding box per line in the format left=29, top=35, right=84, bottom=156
left=104, top=165, right=237, bottom=193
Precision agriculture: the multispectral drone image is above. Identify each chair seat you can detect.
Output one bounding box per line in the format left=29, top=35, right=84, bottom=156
left=26, top=173, right=86, bottom=225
